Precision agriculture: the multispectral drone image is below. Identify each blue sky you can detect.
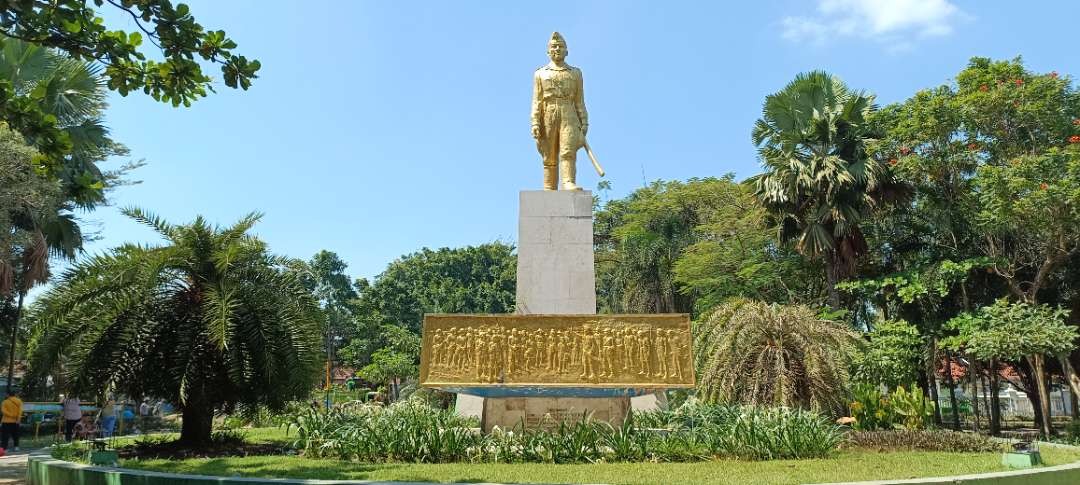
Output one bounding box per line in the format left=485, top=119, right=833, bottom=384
left=82, top=0, right=1078, bottom=281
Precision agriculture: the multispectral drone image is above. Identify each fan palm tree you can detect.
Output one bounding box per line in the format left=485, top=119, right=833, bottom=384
left=694, top=298, right=859, bottom=413
left=748, top=71, right=906, bottom=308
left=26, top=209, right=323, bottom=445
left=0, top=38, right=120, bottom=207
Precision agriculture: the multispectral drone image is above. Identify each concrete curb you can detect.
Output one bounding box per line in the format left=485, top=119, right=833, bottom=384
left=26, top=441, right=1080, bottom=485
left=27, top=456, right=590, bottom=485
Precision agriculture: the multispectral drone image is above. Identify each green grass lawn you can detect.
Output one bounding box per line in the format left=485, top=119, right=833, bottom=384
left=119, top=443, right=1080, bottom=485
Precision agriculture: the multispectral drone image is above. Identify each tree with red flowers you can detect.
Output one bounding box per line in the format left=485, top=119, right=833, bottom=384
left=865, top=57, right=1080, bottom=438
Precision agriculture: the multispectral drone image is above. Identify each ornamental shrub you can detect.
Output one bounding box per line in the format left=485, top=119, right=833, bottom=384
left=849, top=384, right=896, bottom=431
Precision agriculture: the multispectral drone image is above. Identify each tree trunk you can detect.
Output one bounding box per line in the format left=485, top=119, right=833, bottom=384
left=944, top=351, right=960, bottom=430
left=1062, top=349, right=1080, bottom=416
left=180, top=404, right=213, bottom=445
left=5, top=291, right=23, bottom=395
left=989, top=359, right=1001, bottom=436
left=1060, top=355, right=1080, bottom=419
left=971, top=358, right=981, bottom=433
left=824, top=255, right=841, bottom=310
left=1029, top=354, right=1053, bottom=438
left=928, top=339, right=942, bottom=426
left=1072, top=385, right=1080, bottom=420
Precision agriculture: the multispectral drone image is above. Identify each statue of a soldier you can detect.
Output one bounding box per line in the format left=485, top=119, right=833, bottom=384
left=531, top=32, right=588, bottom=191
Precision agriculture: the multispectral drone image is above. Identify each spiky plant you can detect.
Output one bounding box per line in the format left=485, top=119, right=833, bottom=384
left=26, top=208, right=323, bottom=445
left=694, top=298, right=859, bottom=413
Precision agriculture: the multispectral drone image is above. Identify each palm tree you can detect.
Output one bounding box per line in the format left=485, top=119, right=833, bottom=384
left=748, top=71, right=906, bottom=308
left=694, top=298, right=859, bottom=413
left=0, top=39, right=117, bottom=395
left=26, top=209, right=323, bottom=445
left=0, top=38, right=121, bottom=207
left=0, top=125, right=81, bottom=394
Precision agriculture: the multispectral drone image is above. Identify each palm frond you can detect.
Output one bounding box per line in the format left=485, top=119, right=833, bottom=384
left=121, top=207, right=176, bottom=240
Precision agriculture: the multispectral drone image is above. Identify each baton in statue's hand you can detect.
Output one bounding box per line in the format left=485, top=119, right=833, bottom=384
left=583, top=139, right=605, bottom=177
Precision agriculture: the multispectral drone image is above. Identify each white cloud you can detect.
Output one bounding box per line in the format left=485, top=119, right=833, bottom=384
left=781, top=0, right=964, bottom=47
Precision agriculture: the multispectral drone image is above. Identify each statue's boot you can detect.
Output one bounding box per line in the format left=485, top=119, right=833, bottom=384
left=543, top=164, right=558, bottom=191
left=560, top=158, right=582, bottom=190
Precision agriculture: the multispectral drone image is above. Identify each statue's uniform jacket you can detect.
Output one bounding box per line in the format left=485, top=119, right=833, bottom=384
left=531, top=63, right=588, bottom=189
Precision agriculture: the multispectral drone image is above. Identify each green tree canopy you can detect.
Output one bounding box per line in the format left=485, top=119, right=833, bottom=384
left=672, top=178, right=823, bottom=312
left=950, top=300, right=1076, bottom=362
left=595, top=178, right=723, bottom=314
left=25, top=209, right=322, bottom=444
left=851, top=319, right=924, bottom=389
left=0, top=124, right=61, bottom=297
left=296, top=250, right=359, bottom=358
left=0, top=1, right=256, bottom=202
left=345, top=243, right=515, bottom=370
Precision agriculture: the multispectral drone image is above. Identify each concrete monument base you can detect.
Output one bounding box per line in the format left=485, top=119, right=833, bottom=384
left=482, top=396, right=630, bottom=432
left=450, top=190, right=666, bottom=430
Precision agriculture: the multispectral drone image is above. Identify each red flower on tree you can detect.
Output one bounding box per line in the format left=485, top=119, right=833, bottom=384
left=1050, top=71, right=1059, bottom=79
left=1040, top=183, right=1049, bottom=190
left=1070, top=135, right=1080, bottom=144
left=979, top=84, right=989, bottom=92
left=1014, top=78, right=1024, bottom=86
left=899, top=147, right=912, bottom=155
left=888, top=158, right=898, bottom=166
left=967, top=142, right=979, bottom=151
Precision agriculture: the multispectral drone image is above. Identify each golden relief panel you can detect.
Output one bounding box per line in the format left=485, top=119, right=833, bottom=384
left=420, top=314, right=694, bottom=387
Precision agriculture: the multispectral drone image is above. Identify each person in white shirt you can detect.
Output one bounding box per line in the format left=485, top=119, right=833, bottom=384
left=61, top=396, right=81, bottom=442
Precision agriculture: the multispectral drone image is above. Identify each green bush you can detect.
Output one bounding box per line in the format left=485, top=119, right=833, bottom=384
left=285, top=400, right=842, bottom=463
left=890, top=386, right=933, bottom=430
left=50, top=442, right=90, bottom=463
left=845, top=430, right=1001, bottom=452
left=849, top=385, right=932, bottom=431
left=850, top=384, right=896, bottom=430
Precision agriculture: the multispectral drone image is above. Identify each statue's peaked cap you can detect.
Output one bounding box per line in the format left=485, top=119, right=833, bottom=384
left=549, top=32, right=566, bottom=46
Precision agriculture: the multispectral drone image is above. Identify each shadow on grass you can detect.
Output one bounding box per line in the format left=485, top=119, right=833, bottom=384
left=127, top=458, right=405, bottom=481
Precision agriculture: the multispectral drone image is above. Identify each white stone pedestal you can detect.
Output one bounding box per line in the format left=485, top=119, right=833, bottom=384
left=515, top=190, right=597, bottom=314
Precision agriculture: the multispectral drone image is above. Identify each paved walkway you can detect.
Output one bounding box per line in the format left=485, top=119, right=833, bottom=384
left=0, top=449, right=48, bottom=484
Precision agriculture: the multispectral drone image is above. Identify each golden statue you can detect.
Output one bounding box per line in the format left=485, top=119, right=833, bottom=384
left=531, top=32, right=603, bottom=191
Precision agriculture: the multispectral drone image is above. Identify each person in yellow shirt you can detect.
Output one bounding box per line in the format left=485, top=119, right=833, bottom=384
left=1, top=391, right=22, bottom=451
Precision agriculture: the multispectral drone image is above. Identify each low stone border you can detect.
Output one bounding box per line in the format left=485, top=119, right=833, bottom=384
left=25, top=442, right=1080, bottom=485
left=26, top=456, right=573, bottom=485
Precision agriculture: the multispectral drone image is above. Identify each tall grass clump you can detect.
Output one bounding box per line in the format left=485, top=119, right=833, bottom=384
left=286, top=400, right=841, bottom=463
left=637, top=400, right=842, bottom=460
left=286, top=400, right=481, bottom=462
